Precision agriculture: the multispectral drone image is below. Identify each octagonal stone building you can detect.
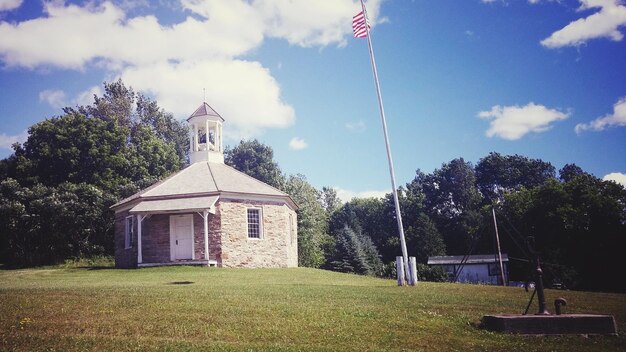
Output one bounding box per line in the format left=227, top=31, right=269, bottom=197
left=111, top=103, right=298, bottom=268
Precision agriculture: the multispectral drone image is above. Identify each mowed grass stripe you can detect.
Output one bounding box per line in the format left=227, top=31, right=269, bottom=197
left=1, top=266, right=625, bottom=351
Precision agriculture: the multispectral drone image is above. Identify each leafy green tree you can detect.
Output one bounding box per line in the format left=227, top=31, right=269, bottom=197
left=225, top=139, right=286, bottom=189
left=10, top=113, right=132, bottom=193
left=499, top=175, right=626, bottom=292
left=283, top=174, right=331, bottom=268
left=0, top=179, right=116, bottom=266
left=135, top=94, right=189, bottom=164
left=319, top=186, right=342, bottom=216
left=411, top=159, right=483, bottom=255
left=404, top=213, right=446, bottom=263
left=78, top=79, right=135, bottom=127
left=475, top=152, right=555, bottom=202
left=66, top=79, right=188, bottom=166
left=558, top=163, right=586, bottom=182
left=128, top=124, right=182, bottom=182
left=0, top=80, right=186, bottom=266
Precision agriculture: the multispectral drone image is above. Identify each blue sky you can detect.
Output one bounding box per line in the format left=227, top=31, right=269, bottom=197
left=0, top=0, right=625, bottom=200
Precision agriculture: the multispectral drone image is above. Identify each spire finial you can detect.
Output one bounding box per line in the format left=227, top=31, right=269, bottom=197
left=203, top=88, right=206, bottom=103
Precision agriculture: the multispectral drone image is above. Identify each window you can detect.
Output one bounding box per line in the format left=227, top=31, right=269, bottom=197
left=488, top=263, right=502, bottom=276
left=247, top=208, right=262, bottom=239
left=125, top=216, right=134, bottom=249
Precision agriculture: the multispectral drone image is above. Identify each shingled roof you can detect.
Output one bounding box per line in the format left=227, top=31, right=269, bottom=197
left=187, top=102, right=224, bottom=122
left=111, top=162, right=296, bottom=211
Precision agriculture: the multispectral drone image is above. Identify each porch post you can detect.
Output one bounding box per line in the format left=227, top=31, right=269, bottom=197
left=136, top=214, right=145, bottom=264
left=203, top=210, right=209, bottom=261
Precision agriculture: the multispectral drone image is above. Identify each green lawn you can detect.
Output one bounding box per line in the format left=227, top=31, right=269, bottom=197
left=0, top=265, right=624, bottom=351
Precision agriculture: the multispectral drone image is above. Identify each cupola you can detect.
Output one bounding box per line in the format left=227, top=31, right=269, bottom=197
left=188, top=102, right=224, bottom=163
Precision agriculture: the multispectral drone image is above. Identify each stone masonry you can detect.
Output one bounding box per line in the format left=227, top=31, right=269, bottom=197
left=219, top=199, right=298, bottom=268
left=114, top=199, right=297, bottom=268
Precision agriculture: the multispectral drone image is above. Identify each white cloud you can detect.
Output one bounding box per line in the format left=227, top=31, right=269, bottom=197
left=39, top=89, right=67, bottom=109
left=73, top=85, right=103, bottom=107
left=541, top=0, right=626, bottom=48
left=0, top=130, right=27, bottom=149
left=0, top=0, right=379, bottom=68
left=256, top=0, right=380, bottom=47
left=575, top=96, right=626, bottom=133
left=345, top=120, right=366, bottom=132
left=334, top=186, right=389, bottom=202
left=603, top=172, right=626, bottom=187
left=288, top=137, right=307, bottom=150
left=478, top=102, right=570, bottom=140
left=39, top=86, right=106, bottom=110
left=0, top=0, right=22, bottom=12
left=120, top=60, right=295, bottom=137
left=0, top=0, right=382, bottom=138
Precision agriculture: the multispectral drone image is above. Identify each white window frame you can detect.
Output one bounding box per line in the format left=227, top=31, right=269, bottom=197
left=246, top=207, right=263, bottom=239
left=124, top=216, right=134, bottom=249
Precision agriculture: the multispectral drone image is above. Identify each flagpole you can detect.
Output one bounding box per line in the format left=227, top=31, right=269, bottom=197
left=359, top=0, right=412, bottom=284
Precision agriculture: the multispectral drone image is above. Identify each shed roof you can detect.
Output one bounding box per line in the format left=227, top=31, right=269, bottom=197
left=427, top=254, right=509, bottom=265
left=111, top=162, right=295, bottom=211
left=129, top=195, right=218, bottom=214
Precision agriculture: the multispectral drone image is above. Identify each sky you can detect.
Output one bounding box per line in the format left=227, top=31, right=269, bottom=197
left=0, top=0, right=625, bottom=201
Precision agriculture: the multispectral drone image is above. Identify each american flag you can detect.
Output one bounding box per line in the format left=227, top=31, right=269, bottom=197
left=352, top=11, right=369, bottom=38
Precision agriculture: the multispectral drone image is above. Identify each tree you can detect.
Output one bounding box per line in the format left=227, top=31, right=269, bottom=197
left=558, top=163, right=586, bottom=182
left=225, top=139, right=285, bottom=189
left=498, top=174, right=626, bottom=292
left=135, top=94, right=189, bottom=164
left=328, top=226, right=382, bottom=276
left=319, top=186, right=342, bottom=216
left=475, top=152, right=555, bottom=202
left=329, top=197, right=396, bottom=260
left=10, top=113, right=132, bottom=193
left=0, top=80, right=187, bottom=266
left=0, top=179, right=116, bottom=266
left=411, top=158, right=483, bottom=254
left=404, top=213, right=446, bottom=263
left=283, top=174, right=330, bottom=268
left=66, top=79, right=188, bottom=166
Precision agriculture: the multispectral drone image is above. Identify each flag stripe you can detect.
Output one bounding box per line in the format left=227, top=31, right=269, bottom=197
left=352, top=11, right=370, bottom=38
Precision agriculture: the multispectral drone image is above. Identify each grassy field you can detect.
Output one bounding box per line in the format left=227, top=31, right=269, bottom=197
left=0, top=265, right=624, bottom=351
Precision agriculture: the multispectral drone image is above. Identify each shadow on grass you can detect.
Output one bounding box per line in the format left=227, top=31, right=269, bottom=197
left=168, top=281, right=195, bottom=285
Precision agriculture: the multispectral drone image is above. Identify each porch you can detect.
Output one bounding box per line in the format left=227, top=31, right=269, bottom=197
left=128, top=195, right=220, bottom=267
left=138, top=259, right=218, bottom=268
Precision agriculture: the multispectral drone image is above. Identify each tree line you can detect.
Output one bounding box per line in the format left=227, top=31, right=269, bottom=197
left=1, top=81, right=624, bottom=292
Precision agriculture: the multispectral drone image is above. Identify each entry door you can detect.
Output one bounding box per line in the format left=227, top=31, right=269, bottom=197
left=170, top=215, right=193, bottom=260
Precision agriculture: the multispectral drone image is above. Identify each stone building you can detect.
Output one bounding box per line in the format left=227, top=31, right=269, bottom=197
left=111, top=103, right=298, bottom=268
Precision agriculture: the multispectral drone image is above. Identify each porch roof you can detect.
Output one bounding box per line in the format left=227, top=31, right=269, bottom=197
left=427, top=254, right=509, bottom=265
left=129, top=195, right=219, bottom=214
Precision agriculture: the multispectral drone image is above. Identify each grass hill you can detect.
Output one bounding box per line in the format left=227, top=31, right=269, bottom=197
left=0, top=265, right=624, bottom=351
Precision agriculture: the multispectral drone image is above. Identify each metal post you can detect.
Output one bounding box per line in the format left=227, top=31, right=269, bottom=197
left=396, top=256, right=406, bottom=286
left=360, top=0, right=410, bottom=281
left=409, top=257, right=418, bottom=286
left=534, top=256, right=550, bottom=315
left=492, top=206, right=506, bottom=286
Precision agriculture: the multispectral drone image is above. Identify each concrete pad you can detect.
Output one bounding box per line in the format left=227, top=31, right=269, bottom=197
left=482, top=314, right=618, bottom=335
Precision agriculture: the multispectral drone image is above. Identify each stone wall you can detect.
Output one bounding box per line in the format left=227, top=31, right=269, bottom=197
left=192, top=211, right=222, bottom=263
left=219, top=199, right=298, bottom=268
left=114, top=198, right=297, bottom=269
